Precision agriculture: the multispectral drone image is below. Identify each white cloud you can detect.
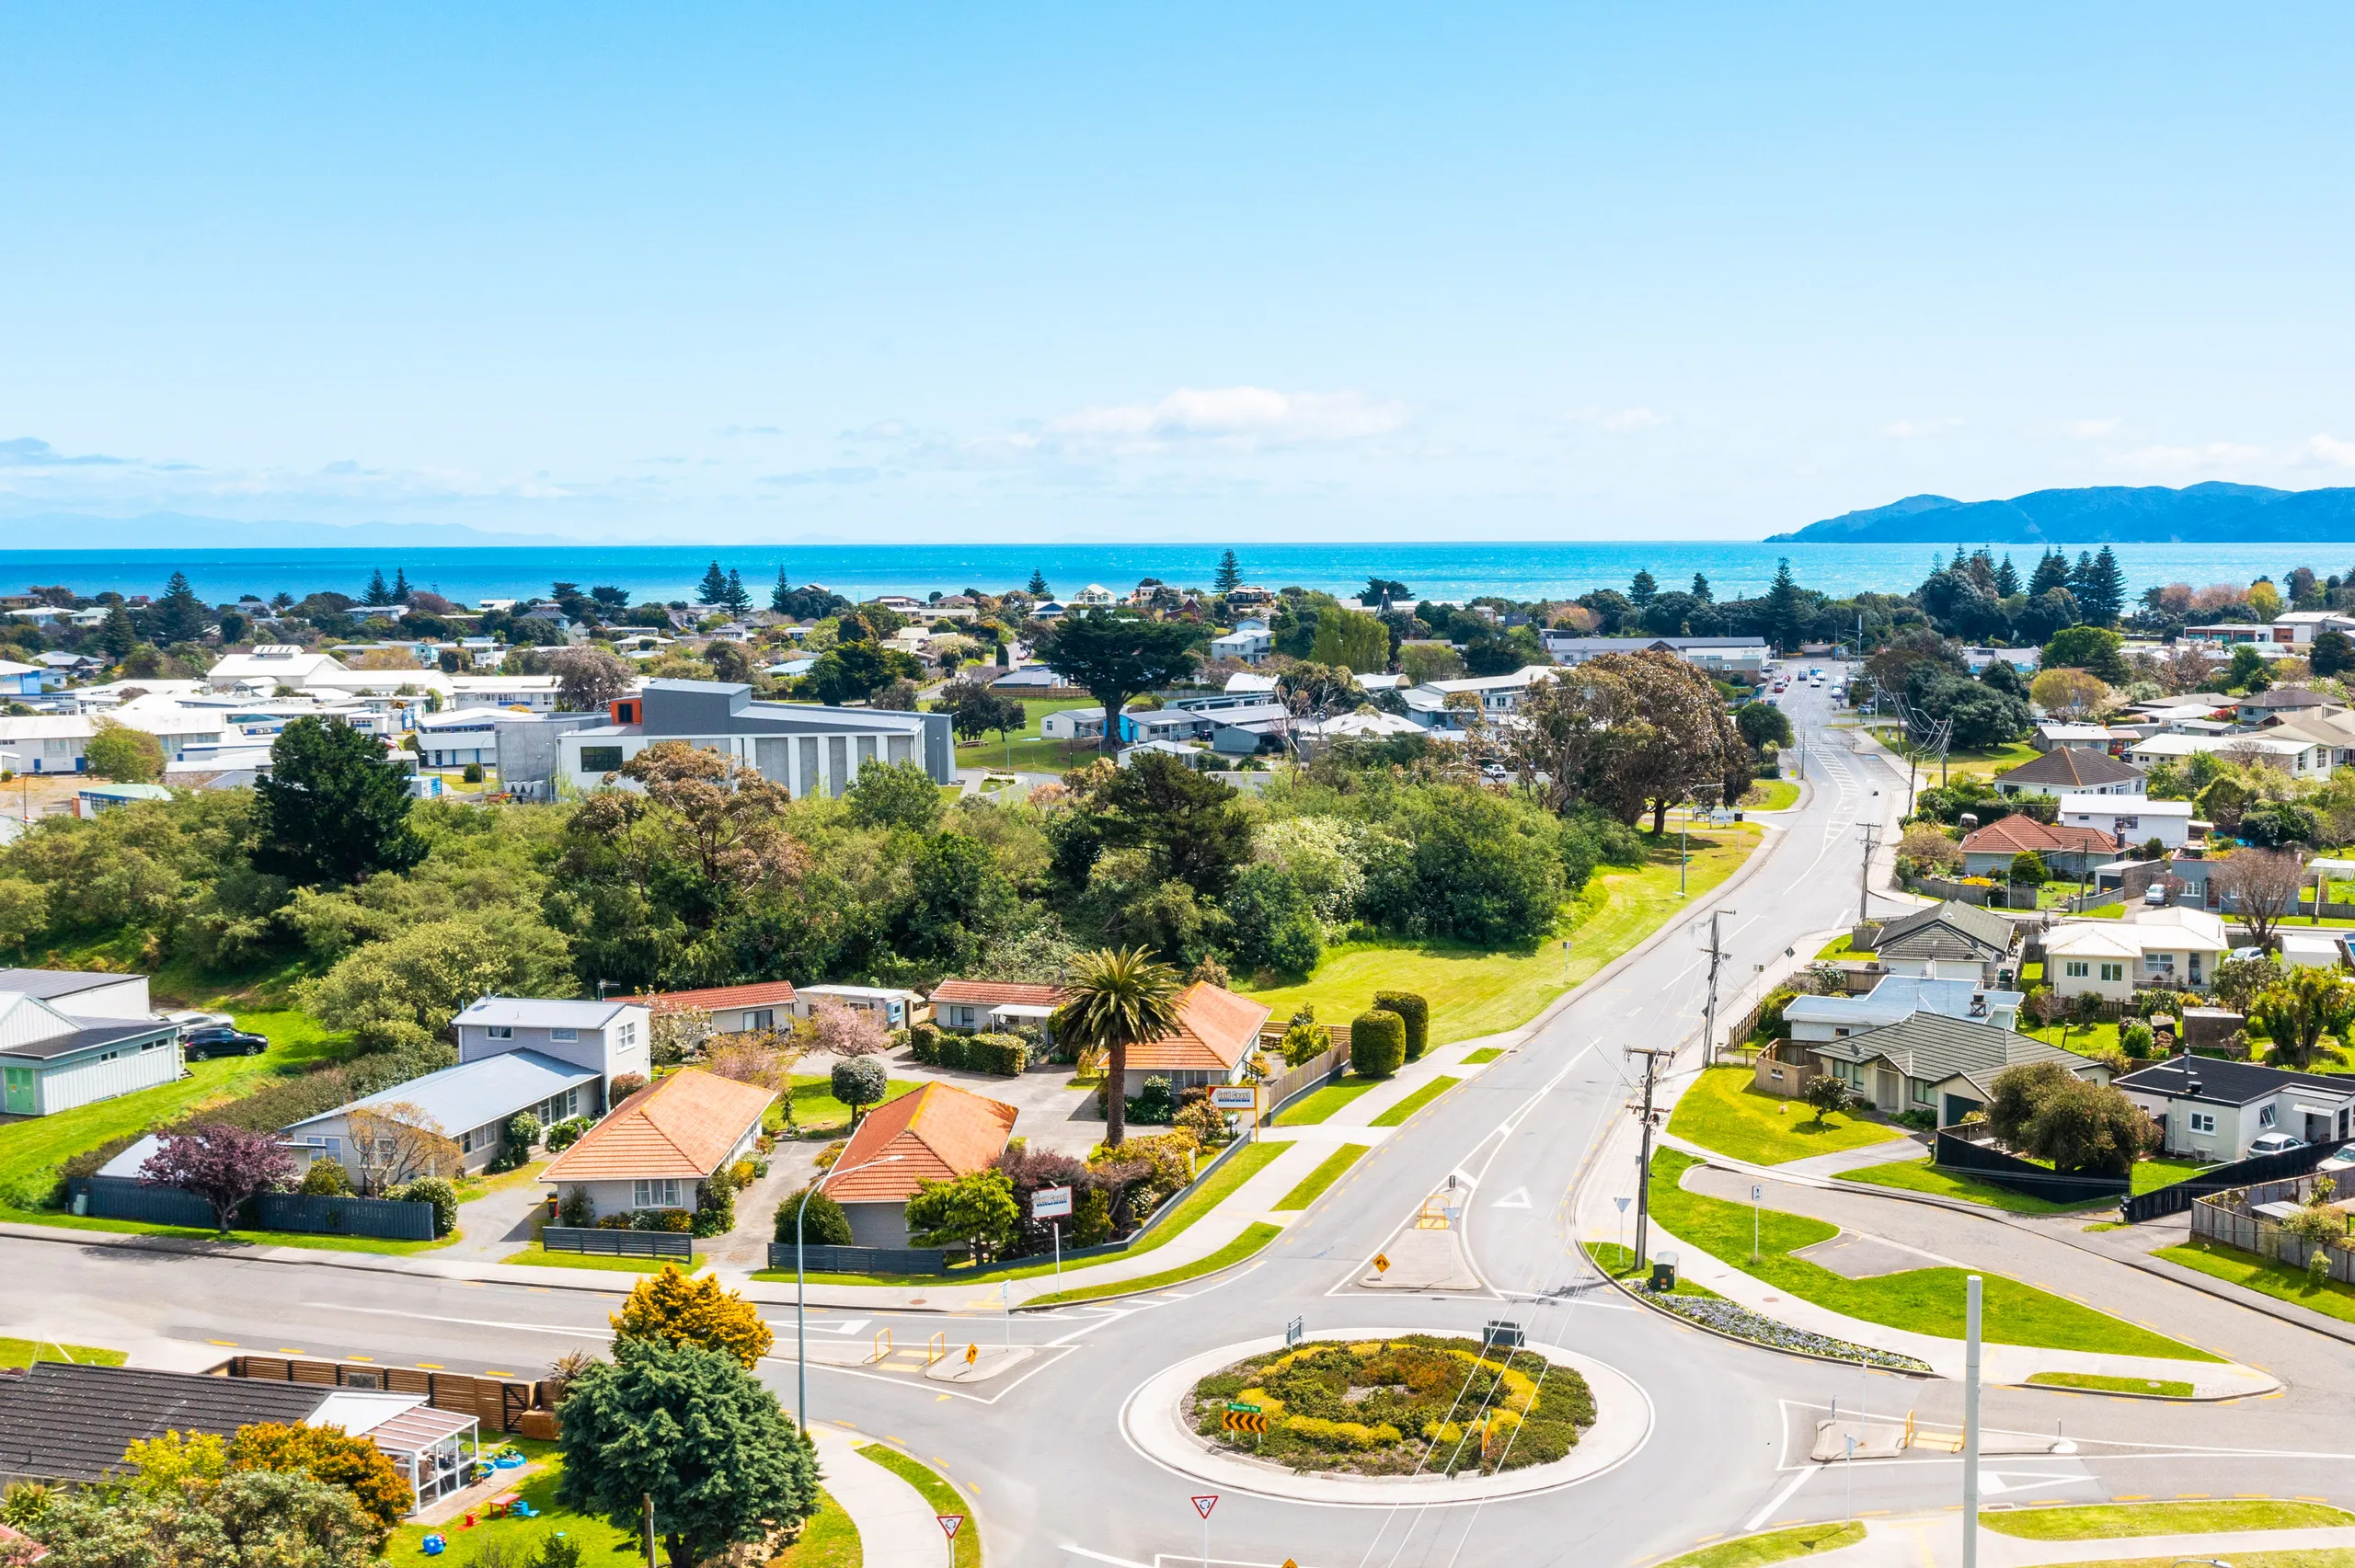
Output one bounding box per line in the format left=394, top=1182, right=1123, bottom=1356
left=1601, top=407, right=1664, bottom=434
left=1884, top=418, right=1963, bottom=439
left=2108, top=441, right=2270, bottom=475
left=1043, top=386, right=1411, bottom=449
left=2306, top=435, right=2355, bottom=467
left=2066, top=418, right=2122, bottom=439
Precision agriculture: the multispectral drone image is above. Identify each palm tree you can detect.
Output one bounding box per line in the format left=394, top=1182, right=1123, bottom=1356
left=1054, top=946, right=1183, bottom=1148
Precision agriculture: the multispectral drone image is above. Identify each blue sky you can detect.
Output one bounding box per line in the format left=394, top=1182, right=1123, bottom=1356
left=6, top=5, right=2354, bottom=544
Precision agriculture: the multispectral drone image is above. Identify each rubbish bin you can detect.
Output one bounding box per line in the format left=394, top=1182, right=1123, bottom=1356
left=1649, top=1252, right=1678, bottom=1292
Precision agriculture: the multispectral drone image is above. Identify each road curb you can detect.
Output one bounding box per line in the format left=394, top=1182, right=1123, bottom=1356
left=2120, top=1247, right=2355, bottom=1352
left=1584, top=1250, right=1939, bottom=1380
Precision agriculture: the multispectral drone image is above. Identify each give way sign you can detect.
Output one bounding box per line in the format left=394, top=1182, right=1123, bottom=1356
left=1190, top=1494, right=1218, bottom=1519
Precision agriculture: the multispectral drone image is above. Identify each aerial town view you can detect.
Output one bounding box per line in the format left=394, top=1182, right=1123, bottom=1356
left=6, top=8, right=2355, bottom=1568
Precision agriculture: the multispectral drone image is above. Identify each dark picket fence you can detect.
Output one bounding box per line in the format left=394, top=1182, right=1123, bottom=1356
left=2119, top=1138, right=2348, bottom=1223
left=1932, top=1131, right=2128, bottom=1206
left=541, top=1224, right=694, bottom=1259
left=68, top=1176, right=436, bottom=1240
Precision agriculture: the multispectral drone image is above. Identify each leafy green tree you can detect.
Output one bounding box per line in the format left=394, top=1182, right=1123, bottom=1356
left=935, top=678, right=1027, bottom=745
left=2226, top=644, right=2272, bottom=693
left=830, top=1055, right=887, bottom=1125
left=362, top=567, right=396, bottom=607
left=1762, top=557, right=1806, bottom=652
left=251, top=717, right=425, bottom=887
left=1373, top=990, right=1429, bottom=1060
left=1734, top=701, right=1793, bottom=751
left=1037, top=609, right=1201, bottom=756
left=1214, top=550, right=1243, bottom=592
left=1309, top=604, right=1392, bottom=672
left=2212, top=953, right=2282, bottom=1014
left=1350, top=1009, right=1406, bottom=1078
left=22, top=1468, right=377, bottom=1568
left=906, top=1168, right=1020, bottom=1261
left=1801, top=1073, right=1852, bottom=1124
left=2039, top=625, right=2131, bottom=684
left=2251, top=966, right=2355, bottom=1068
left=556, top=1338, right=819, bottom=1568
left=2007, top=851, right=2049, bottom=886
left=845, top=757, right=943, bottom=831
left=83, top=719, right=164, bottom=783
left=778, top=1185, right=854, bottom=1245
left=1223, top=864, right=1323, bottom=975
left=800, top=640, right=921, bottom=704
left=303, top=912, right=576, bottom=1052
left=2076, top=545, right=2127, bottom=624
left=2314, top=629, right=2355, bottom=677
left=1054, top=945, right=1183, bottom=1147
left=896, top=830, right=1016, bottom=969
left=553, top=646, right=634, bottom=711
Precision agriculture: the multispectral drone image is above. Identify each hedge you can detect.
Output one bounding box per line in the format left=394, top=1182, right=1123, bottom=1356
left=908, top=1027, right=1029, bottom=1075
left=1351, top=1011, right=1406, bottom=1079
left=1373, top=991, right=1429, bottom=1061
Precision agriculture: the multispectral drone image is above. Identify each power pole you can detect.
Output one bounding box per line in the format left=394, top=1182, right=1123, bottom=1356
left=1626, top=1046, right=1672, bottom=1268
left=1700, top=910, right=1734, bottom=1062
left=1857, top=825, right=1881, bottom=926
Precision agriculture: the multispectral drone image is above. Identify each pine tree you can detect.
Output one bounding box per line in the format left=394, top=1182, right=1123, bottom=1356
left=695, top=561, right=730, bottom=607
left=1629, top=570, right=1658, bottom=607
left=99, top=603, right=137, bottom=662
left=723, top=569, right=752, bottom=615
left=391, top=567, right=410, bottom=602
left=2028, top=549, right=2070, bottom=598
left=1213, top=550, right=1242, bottom=592
left=771, top=567, right=793, bottom=615
left=1763, top=557, right=1805, bottom=654
left=2079, top=545, right=2126, bottom=625
left=362, top=568, right=393, bottom=607
left=1691, top=573, right=1712, bottom=602
left=1027, top=569, right=1051, bottom=598
left=149, top=571, right=208, bottom=646
left=2068, top=550, right=2096, bottom=598
left=1994, top=555, right=2021, bottom=598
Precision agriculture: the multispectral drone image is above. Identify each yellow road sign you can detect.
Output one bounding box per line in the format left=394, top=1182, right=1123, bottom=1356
left=1223, top=1409, right=1268, bottom=1436
left=964, top=1342, right=979, bottom=1366
left=1372, top=1252, right=1391, bottom=1274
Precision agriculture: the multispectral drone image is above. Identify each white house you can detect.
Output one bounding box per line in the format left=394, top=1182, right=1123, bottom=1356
left=1069, top=584, right=1118, bottom=607
left=453, top=996, right=650, bottom=1102
left=205, top=647, right=351, bottom=692
left=1783, top=976, right=2023, bottom=1045
left=414, top=707, right=510, bottom=770
left=2055, top=794, right=2196, bottom=851
left=557, top=680, right=953, bottom=798
left=2043, top=907, right=2231, bottom=1001
left=0, top=973, right=179, bottom=1117
left=1400, top=667, right=1560, bottom=733
left=929, top=979, right=1065, bottom=1036
left=1209, top=624, right=1273, bottom=664
left=2122, top=732, right=2327, bottom=780
left=2116, top=1054, right=2355, bottom=1160
left=797, top=984, right=924, bottom=1030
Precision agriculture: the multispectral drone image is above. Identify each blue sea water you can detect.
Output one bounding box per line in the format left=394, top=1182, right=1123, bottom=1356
left=3, top=540, right=2352, bottom=608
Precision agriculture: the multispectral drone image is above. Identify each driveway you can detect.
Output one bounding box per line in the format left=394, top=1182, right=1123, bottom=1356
left=798, top=1047, right=1105, bottom=1157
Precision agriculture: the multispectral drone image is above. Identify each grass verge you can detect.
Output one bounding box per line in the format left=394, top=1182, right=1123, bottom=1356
left=1274, top=1074, right=1385, bottom=1126
left=1462, top=1047, right=1505, bottom=1065
left=0, top=1206, right=458, bottom=1254
left=1667, top=1066, right=1906, bottom=1165
left=1650, top=1150, right=2217, bottom=1360
left=499, top=1243, right=703, bottom=1274
left=772, top=1489, right=861, bottom=1568
left=1655, top=1521, right=1864, bottom=1568
left=855, top=1446, right=979, bottom=1568
left=1834, top=1160, right=2095, bottom=1216
left=1271, top=1144, right=1369, bottom=1211
left=2157, top=1239, right=2355, bottom=1326
left=1368, top=1076, right=1462, bottom=1127
left=1742, top=778, right=1801, bottom=812
left=1244, top=827, right=1762, bottom=1046
left=0, top=1337, right=124, bottom=1368
left=1981, top=1500, right=2355, bottom=1540
left=2022, top=1370, right=2192, bottom=1397
left=1028, top=1221, right=1281, bottom=1305
left=1585, top=1241, right=1723, bottom=1299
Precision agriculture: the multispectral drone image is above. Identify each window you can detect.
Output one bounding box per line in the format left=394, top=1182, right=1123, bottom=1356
left=2259, top=1104, right=2277, bottom=1128
left=2190, top=1111, right=2215, bottom=1134
left=745, top=1009, right=774, bottom=1032
left=634, top=1178, right=684, bottom=1208
left=580, top=746, right=626, bottom=773
left=486, top=1025, right=513, bottom=1040
left=615, top=1022, right=636, bottom=1048
left=1912, top=1081, right=1933, bottom=1105
left=2064, top=960, right=2090, bottom=979
left=2099, top=963, right=2124, bottom=983
left=551, top=1027, right=579, bottom=1042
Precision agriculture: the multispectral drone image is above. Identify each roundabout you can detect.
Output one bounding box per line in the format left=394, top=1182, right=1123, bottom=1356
left=1118, top=1326, right=1656, bottom=1505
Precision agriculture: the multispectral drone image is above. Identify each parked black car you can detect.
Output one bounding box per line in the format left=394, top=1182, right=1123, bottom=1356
left=183, top=1026, right=268, bottom=1059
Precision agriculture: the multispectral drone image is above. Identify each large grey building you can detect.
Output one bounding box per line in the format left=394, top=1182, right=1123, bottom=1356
left=554, top=680, right=955, bottom=797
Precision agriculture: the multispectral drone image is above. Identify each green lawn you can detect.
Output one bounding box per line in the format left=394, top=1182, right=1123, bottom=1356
left=1245, top=827, right=1762, bottom=1047
left=1273, top=1073, right=1386, bottom=1126
left=2023, top=1019, right=2124, bottom=1056
left=0, top=1337, right=124, bottom=1368
left=1742, top=778, right=1802, bottom=812
left=1655, top=1522, right=1865, bottom=1568
left=2132, top=1155, right=2213, bottom=1195
left=1585, top=1241, right=1724, bottom=1299
left=1649, top=1150, right=2218, bottom=1360
left=2158, top=1239, right=2355, bottom=1326
left=753, top=1139, right=1285, bottom=1288
left=1931, top=738, right=2041, bottom=781
left=384, top=1440, right=639, bottom=1568
left=499, top=1243, right=704, bottom=1274
left=770, top=1075, right=925, bottom=1138
left=1367, top=1076, right=1462, bottom=1127
left=1026, top=1220, right=1281, bottom=1306
left=1462, top=1047, right=1505, bottom=1065
left=2024, top=1371, right=2192, bottom=1397
left=0, top=1006, right=351, bottom=1207
left=1982, top=1501, right=2355, bottom=1540
left=1834, top=1160, right=2093, bottom=1216
left=1666, top=1066, right=1907, bottom=1165
left=0, top=1205, right=460, bottom=1255
left=772, top=1490, right=860, bottom=1568
left=856, top=1446, right=979, bottom=1568
left=1815, top=935, right=1872, bottom=960
left=1272, top=1143, right=1369, bottom=1211
left=950, top=696, right=1105, bottom=775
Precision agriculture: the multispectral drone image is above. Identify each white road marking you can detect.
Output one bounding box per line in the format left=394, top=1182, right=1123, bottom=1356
left=1744, top=1466, right=1816, bottom=1531
left=306, top=1303, right=608, bottom=1339
left=1490, top=1187, right=1531, bottom=1209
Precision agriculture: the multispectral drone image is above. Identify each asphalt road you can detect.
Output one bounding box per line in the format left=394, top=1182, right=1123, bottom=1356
left=9, top=670, right=2355, bottom=1566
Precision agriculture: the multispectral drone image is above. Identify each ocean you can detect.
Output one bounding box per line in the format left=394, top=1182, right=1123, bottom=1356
left=3, top=540, right=2351, bottom=608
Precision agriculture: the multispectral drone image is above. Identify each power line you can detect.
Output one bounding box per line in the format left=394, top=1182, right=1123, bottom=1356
left=1625, top=1046, right=1672, bottom=1268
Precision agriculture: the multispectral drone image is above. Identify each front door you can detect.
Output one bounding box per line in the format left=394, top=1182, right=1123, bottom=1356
left=3, top=1068, right=36, bottom=1116
left=1875, top=1069, right=1901, bottom=1113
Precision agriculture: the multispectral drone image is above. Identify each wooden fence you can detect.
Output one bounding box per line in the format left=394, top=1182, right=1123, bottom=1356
left=541, top=1225, right=694, bottom=1259
left=1933, top=1128, right=2128, bottom=1206
left=69, top=1177, right=437, bottom=1241
left=2190, top=1173, right=2355, bottom=1284
left=228, top=1355, right=548, bottom=1435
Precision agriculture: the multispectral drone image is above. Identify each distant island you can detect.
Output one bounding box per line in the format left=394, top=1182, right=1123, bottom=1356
left=1769, top=481, right=2355, bottom=544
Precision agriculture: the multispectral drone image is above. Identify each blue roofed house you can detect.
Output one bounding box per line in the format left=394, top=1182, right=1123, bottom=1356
left=0, top=659, right=61, bottom=697
left=1753, top=976, right=2022, bottom=1102
left=283, top=1050, right=603, bottom=1185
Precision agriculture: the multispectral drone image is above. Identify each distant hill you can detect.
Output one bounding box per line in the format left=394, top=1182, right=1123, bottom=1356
left=1768, top=482, right=2355, bottom=544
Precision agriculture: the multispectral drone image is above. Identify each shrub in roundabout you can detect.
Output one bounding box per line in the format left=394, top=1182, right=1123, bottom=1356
left=1188, top=1335, right=1594, bottom=1477
left=1350, top=1010, right=1406, bottom=1079
left=1373, top=991, right=1429, bottom=1061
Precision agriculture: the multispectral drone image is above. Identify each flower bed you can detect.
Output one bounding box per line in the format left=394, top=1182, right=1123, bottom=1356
left=1644, top=1294, right=1931, bottom=1372
left=1184, top=1335, right=1595, bottom=1476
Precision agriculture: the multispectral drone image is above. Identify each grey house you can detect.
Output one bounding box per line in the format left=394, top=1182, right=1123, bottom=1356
left=556, top=680, right=954, bottom=797
left=1808, top=1012, right=2111, bottom=1127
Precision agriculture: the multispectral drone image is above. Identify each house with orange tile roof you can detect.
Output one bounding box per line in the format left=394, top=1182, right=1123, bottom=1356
left=818, top=1080, right=1020, bottom=1248
left=1117, top=981, right=1272, bottom=1100
left=540, top=1068, right=776, bottom=1223
left=638, top=979, right=798, bottom=1037
left=928, top=979, right=1066, bottom=1037
left=1957, top=813, right=2119, bottom=878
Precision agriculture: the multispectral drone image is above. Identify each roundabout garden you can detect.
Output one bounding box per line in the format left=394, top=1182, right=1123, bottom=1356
left=1183, top=1334, right=1596, bottom=1477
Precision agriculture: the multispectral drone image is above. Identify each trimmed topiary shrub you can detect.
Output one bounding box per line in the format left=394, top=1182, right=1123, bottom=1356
left=1373, top=991, right=1429, bottom=1062
left=776, top=1186, right=854, bottom=1246
left=1351, top=1010, right=1406, bottom=1079
left=391, top=1176, right=459, bottom=1236
left=298, top=1159, right=350, bottom=1196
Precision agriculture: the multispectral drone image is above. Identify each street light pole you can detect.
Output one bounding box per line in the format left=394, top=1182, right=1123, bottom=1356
left=796, top=1152, right=904, bottom=1431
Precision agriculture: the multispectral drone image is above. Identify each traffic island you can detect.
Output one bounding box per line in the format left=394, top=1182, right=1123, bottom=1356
left=1120, top=1328, right=1652, bottom=1505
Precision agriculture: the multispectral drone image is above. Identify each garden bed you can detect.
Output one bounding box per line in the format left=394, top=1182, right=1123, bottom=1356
left=1638, top=1292, right=1933, bottom=1373
left=1183, top=1334, right=1594, bottom=1477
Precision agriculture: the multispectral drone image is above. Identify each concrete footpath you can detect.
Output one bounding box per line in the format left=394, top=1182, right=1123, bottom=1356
left=1766, top=1515, right=2355, bottom=1568
left=809, top=1424, right=960, bottom=1568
